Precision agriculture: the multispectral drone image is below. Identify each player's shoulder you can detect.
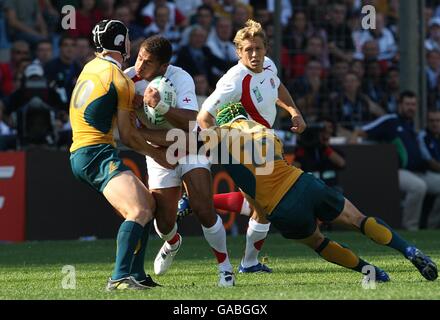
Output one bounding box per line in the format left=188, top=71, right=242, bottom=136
left=226, top=62, right=248, bottom=78
left=123, top=66, right=148, bottom=94
left=111, top=64, right=133, bottom=88
left=166, top=65, right=194, bottom=85
left=264, top=56, right=275, bottom=65
left=83, top=57, right=111, bottom=73
left=263, top=56, right=277, bottom=73
left=83, top=58, right=117, bottom=87
left=122, top=66, right=142, bottom=83
left=217, top=63, right=247, bottom=86
left=124, top=66, right=136, bottom=78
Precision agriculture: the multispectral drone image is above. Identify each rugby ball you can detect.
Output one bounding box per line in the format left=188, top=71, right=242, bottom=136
left=136, top=76, right=177, bottom=129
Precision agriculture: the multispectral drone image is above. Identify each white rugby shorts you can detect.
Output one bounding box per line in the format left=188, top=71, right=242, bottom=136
left=146, top=154, right=211, bottom=189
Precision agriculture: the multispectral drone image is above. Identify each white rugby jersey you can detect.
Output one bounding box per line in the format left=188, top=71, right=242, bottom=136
left=124, top=64, right=199, bottom=119
left=202, top=56, right=281, bottom=128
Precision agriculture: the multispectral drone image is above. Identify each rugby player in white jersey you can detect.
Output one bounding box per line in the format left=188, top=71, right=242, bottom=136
left=196, top=19, right=306, bottom=273
left=125, top=36, right=235, bottom=287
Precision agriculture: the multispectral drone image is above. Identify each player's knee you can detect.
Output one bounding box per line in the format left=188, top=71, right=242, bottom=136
left=126, top=207, right=153, bottom=226
left=341, top=200, right=366, bottom=227
left=191, top=201, right=217, bottom=227
left=191, top=199, right=213, bottom=217
left=299, top=228, right=325, bottom=250
left=197, top=211, right=217, bottom=228
left=312, top=233, right=326, bottom=250
left=155, top=214, right=176, bottom=234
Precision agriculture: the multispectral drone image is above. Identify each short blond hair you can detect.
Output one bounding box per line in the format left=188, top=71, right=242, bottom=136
left=233, top=19, right=267, bottom=50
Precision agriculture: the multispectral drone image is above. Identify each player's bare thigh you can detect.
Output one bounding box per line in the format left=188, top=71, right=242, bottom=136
left=151, top=187, right=181, bottom=234
left=103, top=171, right=155, bottom=226
left=331, top=198, right=366, bottom=230
left=297, top=226, right=326, bottom=250
left=182, top=168, right=217, bottom=228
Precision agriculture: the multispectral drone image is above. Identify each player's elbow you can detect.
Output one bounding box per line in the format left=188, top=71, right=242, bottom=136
left=197, top=111, right=215, bottom=129
left=119, top=128, right=135, bottom=148
left=196, top=113, right=205, bottom=128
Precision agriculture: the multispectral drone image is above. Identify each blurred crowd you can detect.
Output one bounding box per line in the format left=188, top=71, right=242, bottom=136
left=0, top=0, right=440, bottom=150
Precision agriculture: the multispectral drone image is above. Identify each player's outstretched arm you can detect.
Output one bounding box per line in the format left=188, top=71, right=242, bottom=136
left=118, top=108, right=175, bottom=169
left=163, top=108, right=198, bottom=131
left=277, top=83, right=306, bottom=134
left=139, top=127, right=176, bottom=147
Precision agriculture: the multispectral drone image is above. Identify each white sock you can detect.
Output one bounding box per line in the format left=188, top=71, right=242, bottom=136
left=154, top=219, right=180, bottom=251
left=240, top=198, right=251, bottom=216
left=202, top=215, right=232, bottom=272
left=241, top=218, right=270, bottom=268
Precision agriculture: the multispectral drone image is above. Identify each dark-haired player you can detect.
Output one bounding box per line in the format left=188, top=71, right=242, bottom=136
left=125, top=36, right=235, bottom=287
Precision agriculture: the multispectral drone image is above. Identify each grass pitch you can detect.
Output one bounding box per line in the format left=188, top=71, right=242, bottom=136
left=0, top=231, right=439, bottom=300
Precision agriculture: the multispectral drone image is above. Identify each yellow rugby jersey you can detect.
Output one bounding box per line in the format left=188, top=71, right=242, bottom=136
left=69, top=57, right=135, bottom=152
left=209, top=119, right=303, bottom=215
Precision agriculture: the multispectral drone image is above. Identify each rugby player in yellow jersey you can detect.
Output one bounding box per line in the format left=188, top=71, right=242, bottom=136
left=142, top=102, right=438, bottom=282
left=69, top=20, right=169, bottom=290
left=198, top=102, right=438, bottom=282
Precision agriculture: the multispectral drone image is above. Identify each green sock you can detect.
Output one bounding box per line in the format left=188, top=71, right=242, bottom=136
left=111, top=220, right=144, bottom=280
left=315, top=238, right=371, bottom=273
left=131, top=221, right=152, bottom=281
left=360, top=217, right=410, bottom=255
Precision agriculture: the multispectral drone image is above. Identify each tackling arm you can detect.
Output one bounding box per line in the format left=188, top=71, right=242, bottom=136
left=117, top=109, right=174, bottom=169
left=136, top=126, right=179, bottom=147
left=163, top=108, right=198, bottom=131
